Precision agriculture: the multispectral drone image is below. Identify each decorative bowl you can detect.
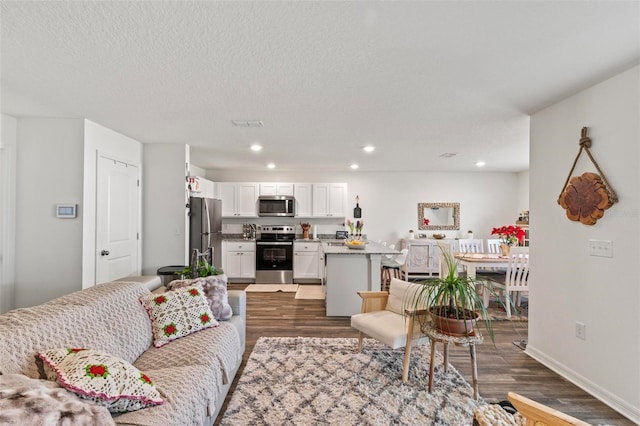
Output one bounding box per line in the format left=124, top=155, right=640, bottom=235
left=432, top=233, right=446, bottom=240
left=345, top=240, right=367, bottom=249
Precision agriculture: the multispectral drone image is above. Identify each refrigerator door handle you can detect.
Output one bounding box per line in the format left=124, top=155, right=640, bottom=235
left=204, top=200, right=211, bottom=236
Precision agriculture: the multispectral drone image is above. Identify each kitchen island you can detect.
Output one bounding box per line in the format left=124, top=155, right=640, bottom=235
left=321, top=240, right=400, bottom=316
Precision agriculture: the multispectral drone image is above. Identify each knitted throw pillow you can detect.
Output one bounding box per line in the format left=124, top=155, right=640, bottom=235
left=140, top=285, right=218, bottom=347
left=36, top=348, right=163, bottom=413
left=166, top=275, right=233, bottom=320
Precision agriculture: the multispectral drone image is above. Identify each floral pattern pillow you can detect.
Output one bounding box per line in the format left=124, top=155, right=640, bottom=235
left=140, top=285, right=218, bottom=347
left=166, top=275, right=233, bottom=320
left=36, top=348, right=163, bottom=413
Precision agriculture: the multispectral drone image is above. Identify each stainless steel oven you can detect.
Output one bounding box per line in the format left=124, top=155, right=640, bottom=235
left=255, top=225, right=295, bottom=284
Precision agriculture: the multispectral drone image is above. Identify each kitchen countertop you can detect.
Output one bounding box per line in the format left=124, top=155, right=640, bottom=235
left=321, top=240, right=399, bottom=255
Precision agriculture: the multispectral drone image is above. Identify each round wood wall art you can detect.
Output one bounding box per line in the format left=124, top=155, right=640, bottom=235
left=557, top=172, right=613, bottom=225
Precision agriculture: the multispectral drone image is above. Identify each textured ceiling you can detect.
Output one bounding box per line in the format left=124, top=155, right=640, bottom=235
left=2, top=1, right=639, bottom=172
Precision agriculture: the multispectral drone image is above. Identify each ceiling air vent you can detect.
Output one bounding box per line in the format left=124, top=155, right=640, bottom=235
left=232, top=120, right=264, bottom=128
left=439, top=152, right=457, bottom=158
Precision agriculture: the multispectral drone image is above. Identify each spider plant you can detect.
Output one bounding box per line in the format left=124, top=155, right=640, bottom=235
left=406, top=245, right=508, bottom=343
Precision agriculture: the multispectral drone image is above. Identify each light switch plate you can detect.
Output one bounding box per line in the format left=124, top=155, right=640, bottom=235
left=589, top=239, right=613, bottom=258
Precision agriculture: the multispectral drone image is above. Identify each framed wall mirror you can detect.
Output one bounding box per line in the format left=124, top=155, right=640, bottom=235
left=418, top=202, right=460, bottom=230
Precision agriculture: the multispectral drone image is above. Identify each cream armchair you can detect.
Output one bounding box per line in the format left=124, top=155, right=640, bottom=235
left=350, top=278, right=429, bottom=382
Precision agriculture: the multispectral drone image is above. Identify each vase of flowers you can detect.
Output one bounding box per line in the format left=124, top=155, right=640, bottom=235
left=491, top=225, right=526, bottom=255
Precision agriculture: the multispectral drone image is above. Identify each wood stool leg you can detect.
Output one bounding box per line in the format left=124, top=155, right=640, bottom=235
left=470, top=344, right=479, bottom=399
left=428, top=338, right=436, bottom=393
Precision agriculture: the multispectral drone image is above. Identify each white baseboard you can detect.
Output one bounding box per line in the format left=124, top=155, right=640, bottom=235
left=525, top=344, right=640, bottom=424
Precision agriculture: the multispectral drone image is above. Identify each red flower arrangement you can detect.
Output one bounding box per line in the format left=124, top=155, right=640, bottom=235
left=491, top=225, right=525, bottom=246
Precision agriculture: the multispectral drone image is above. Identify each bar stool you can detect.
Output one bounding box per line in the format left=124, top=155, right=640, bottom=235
left=381, top=249, right=408, bottom=291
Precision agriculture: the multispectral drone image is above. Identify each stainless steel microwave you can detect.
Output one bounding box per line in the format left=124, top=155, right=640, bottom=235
left=257, top=195, right=295, bottom=217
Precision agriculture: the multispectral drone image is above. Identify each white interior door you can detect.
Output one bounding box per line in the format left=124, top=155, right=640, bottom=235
left=96, top=156, right=140, bottom=284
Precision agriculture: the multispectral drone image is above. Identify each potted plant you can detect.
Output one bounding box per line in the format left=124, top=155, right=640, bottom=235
left=491, top=225, right=526, bottom=256
left=179, top=256, right=223, bottom=279
left=406, top=245, right=504, bottom=342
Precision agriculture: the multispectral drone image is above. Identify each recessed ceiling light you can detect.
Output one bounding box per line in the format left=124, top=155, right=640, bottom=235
left=363, top=146, right=375, bottom=153
left=476, top=161, right=486, bottom=167
left=267, top=163, right=276, bottom=169
left=350, top=164, right=359, bottom=170
left=250, top=144, right=262, bottom=152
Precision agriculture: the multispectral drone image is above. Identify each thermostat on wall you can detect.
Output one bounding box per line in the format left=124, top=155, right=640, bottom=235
left=56, top=204, right=77, bottom=218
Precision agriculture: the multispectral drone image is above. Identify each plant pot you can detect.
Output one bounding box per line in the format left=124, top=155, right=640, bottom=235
left=428, top=306, right=479, bottom=336
left=500, top=243, right=510, bottom=256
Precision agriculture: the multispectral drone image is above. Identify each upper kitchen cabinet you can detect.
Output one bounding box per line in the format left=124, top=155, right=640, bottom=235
left=312, top=183, right=347, bottom=217
left=188, top=176, right=217, bottom=199
left=220, top=182, right=259, bottom=217
left=259, top=183, right=294, bottom=196
left=294, top=183, right=312, bottom=217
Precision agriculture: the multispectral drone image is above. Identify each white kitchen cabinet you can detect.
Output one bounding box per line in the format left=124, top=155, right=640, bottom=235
left=312, top=183, right=347, bottom=217
left=294, top=183, right=312, bottom=217
left=259, top=183, right=294, bottom=196
left=223, top=241, right=256, bottom=281
left=189, top=176, right=217, bottom=199
left=293, top=241, right=321, bottom=280
left=220, top=183, right=259, bottom=217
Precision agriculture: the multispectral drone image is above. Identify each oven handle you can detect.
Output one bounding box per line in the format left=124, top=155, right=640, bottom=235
left=256, top=241, right=293, bottom=246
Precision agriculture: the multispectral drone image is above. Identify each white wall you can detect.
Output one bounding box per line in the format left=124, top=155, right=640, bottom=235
left=142, top=144, right=190, bottom=275
left=0, top=115, right=17, bottom=313
left=516, top=170, right=529, bottom=214
left=82, top=120, right=143, bottom=288
left=528, top=65, right=639, bottom=422
left=208, top=170, right=522, bottom=246
left=14, top=118, right=85, bottom=308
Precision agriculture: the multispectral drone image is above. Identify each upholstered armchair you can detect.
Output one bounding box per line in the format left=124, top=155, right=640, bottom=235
left=350, top=278, right=429, bottom=382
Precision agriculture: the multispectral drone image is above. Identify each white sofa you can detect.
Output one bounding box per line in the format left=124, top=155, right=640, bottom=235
left=0, top=278, right=246, bottom=425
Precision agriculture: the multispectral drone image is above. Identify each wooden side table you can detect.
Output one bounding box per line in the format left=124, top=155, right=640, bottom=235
left=423, top=324, right=484, bottom=399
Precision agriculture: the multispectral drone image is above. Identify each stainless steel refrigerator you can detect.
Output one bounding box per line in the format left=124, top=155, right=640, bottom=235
left=189, top=197, right=222, bottom=268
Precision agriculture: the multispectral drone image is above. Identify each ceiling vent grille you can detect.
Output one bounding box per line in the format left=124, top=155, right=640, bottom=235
left=232, top=120, right=264, bottom=128
left=439, top=152, right=457, bottom=158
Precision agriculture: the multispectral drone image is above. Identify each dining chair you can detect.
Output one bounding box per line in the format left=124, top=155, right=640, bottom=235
left=488, top=246, right=529, bottom=318
left=486, top=239, right=502, bottom=254
left=480, top=238, right=507, bottom=274
left=457, top=239, right=484, bottom=253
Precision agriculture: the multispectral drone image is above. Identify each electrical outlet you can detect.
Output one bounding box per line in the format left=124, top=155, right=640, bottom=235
left=589, top=239, right=613, bottom=257
left=575, top=321, right=586, bottom=340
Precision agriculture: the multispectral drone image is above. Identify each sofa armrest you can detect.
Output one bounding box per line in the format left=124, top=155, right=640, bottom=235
left=227, top=290, right=246, bottom=318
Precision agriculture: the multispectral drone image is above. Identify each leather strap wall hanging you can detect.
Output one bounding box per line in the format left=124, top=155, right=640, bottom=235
left=557, top=127, right=617, bottom=225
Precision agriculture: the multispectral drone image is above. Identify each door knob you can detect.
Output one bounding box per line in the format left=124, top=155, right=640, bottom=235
left=100, top=250, right=110, bottom=256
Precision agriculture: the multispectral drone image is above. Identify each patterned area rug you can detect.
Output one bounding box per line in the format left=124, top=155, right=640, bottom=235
left=485, top=299, right=528, bottom=321
left=221, top=337, right=484, bottom=425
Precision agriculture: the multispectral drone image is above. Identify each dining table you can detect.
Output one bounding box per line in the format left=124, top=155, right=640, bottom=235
left=454, top=252, right=510, bottom=306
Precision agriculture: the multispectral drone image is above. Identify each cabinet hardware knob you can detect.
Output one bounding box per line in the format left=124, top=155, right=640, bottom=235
left=100, top=250, right=110, bottom=256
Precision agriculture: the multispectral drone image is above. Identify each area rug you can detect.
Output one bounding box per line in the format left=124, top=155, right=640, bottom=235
left=244, top=284, right=299, bottom=292
left=294, top=285, right=325, bottom=299
left=220, top=337, right=484, bottom=425
left=485, top=299, right=528, bottom=321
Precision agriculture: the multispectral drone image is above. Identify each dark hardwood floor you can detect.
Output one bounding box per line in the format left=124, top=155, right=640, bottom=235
left=216, top=285, right=634, bottom=425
